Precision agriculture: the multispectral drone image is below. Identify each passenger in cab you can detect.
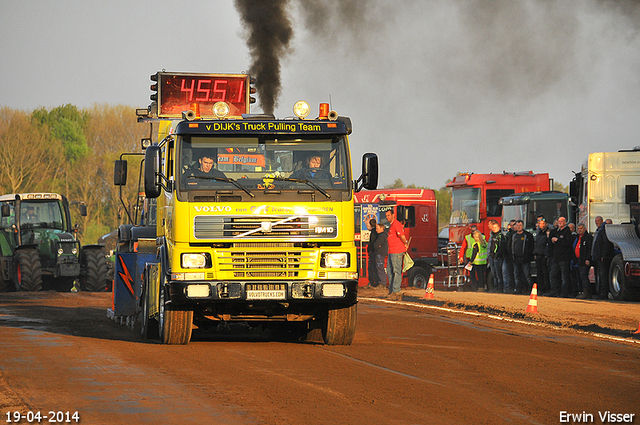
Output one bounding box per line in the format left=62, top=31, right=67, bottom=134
left=291, top=153, right=332, bottom=181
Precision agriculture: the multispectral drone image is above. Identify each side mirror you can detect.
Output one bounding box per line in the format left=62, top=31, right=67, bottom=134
left=1, top=203, right=10, bottom=217
left=360, top=153, right=378, bottom=191
left=79, top=204, right=87, bottom=217
left=114, top=160, right=128, bottom=186
left=144, top=146, right=161, bottom=199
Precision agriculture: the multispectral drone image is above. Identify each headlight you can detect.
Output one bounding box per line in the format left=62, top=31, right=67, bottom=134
left=323, top=252, right=349, bottom=268
left=72, top=247, right=78, bottom=255
left=57, top=248, right=63, bottom=256
left=181, top=253, right=208, bottom=268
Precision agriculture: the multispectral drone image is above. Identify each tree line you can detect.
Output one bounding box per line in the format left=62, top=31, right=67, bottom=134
left=1, top=104, right=565, bottom=243
left=0, top=105, right=147, bottom=244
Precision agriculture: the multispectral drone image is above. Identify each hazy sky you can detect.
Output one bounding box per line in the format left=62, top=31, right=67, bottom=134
left=2, top=0, right=640, bottom=188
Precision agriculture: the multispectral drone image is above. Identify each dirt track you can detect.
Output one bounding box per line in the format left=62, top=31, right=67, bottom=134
left=0, top=290, right=638, bottom=424
left=361, top=286, right=640, bottom=340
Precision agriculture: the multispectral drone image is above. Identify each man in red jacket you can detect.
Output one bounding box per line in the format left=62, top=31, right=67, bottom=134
left=384, top=209, right=409, bottom=300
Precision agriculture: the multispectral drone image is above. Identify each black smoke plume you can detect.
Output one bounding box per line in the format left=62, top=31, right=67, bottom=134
left=235, top=0, right=293, bottom=115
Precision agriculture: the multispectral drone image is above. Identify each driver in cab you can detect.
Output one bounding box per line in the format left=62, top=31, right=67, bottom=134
left=184, top=153, right=227, bottom=179
left=25, top=206, right=39, bottom=223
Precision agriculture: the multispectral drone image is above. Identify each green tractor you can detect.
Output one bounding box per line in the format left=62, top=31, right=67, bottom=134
left=0, top=193, right=109, bottom=292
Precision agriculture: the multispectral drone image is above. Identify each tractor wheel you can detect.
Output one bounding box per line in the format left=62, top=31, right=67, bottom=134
left=158, top=283, right=192, bottom=345
left=81, top=248, right=108, bottom=292
left=322, top=303, right=357, bottom=346
left=14, top=248, right=43, bottom=292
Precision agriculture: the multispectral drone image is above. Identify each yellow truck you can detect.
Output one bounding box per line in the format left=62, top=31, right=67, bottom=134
left=133, top=72, right=378, bottom=344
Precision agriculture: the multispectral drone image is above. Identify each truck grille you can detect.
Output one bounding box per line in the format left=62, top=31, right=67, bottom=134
left=218, top=249, right=316, bottom=278
left=194, top=215, right=337, bottom=239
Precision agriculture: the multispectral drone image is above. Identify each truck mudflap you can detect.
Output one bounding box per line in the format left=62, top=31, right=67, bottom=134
left=605, top=224, right=640, bottom=261
left=166, top=279, right=358, bottom=306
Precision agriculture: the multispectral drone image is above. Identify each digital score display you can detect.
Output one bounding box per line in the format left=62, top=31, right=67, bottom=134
left=156, top=73, right=250, bottom=118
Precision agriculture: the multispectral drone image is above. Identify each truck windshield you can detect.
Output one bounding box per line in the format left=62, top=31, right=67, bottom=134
left=502, top=199, right=568, bottom=231
left=501, top=204, right=526, bottom=230
left=177, top=135, right=350, bottom=193
left=450, top=188, right=480, bottom=224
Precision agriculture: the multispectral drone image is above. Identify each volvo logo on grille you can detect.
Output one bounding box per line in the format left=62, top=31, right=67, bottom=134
left=261, top=221, right=273, bottom=232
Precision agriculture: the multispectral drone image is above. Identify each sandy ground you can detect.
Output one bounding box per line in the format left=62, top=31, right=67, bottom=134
left=359, top=285, right=640, bottom=341
left=1, top=290, right=638, bottom=424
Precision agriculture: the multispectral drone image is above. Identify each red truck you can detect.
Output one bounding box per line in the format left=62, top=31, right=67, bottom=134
left=447, top=172, right=550, bottom=244
left=354, top=189, right=438, bottom=288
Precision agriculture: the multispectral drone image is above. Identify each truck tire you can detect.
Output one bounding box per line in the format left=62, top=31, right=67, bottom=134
left=322, top=303, right=357, bottom=346
left=15, top=248, right=42, bottom=291
left=81, top=248, right=108, bottom=292
left=407, top=266, right=429, bottom=289
left=609, top=254, right=640, bottom=301
left=158, top=284, right=193, bottom=345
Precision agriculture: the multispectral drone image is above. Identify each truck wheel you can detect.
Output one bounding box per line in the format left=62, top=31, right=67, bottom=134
left=14, top=248, right=42, bottom=291
left=81, top=248, right=108, bottom=292
left=322, top=303, right=357, bottom=346
left=609, top=255, right=640, bottom=301
left=158, top=284, right=193, bottom=345
left=407, top=266, right=429, bottom=289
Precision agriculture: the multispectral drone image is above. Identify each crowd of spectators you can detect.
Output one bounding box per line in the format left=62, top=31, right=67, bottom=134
left=365, top=210, right=614, bottom=300
left=461, top=215, right=614, bottom=299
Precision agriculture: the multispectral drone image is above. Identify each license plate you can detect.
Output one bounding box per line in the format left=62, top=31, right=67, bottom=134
left=246, top=290, right=286, bottom=300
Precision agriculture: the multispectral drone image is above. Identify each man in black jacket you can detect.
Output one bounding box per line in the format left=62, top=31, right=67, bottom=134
left=366, top=218, right=380, bottom=287
left=592, top=217, right=615, bottom=299
left=574, top=223, right=594, bottom=299
left=533, top=217, right=551, bottom=294
left=511, top=220, right=534, bottom=295
left=371, top=223, right=389, bottom=288
left=502, top=220, right=517, bottom=293
left=548, top=217, right=574, bottom=297
left=487, top=220, right=505, bottom=293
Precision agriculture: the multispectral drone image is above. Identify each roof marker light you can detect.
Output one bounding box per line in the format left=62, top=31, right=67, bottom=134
left=213, top=102, right=230, bottom=119
left=319, top=103, right=329, bottom=119
left=293, top=100, right=310, bottom=119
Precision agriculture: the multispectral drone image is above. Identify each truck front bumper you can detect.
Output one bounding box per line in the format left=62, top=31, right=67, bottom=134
left=167, top=279, right=358, bottom=306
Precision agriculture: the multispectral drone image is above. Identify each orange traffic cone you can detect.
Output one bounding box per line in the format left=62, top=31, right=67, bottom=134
left=634, top=321, right=640, bottom=334
left=526, top=283, right=539, bottom=314
left=422, top=274, right=435, bottom=300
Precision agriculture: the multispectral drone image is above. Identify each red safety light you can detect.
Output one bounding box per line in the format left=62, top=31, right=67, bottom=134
left=319, top=103, right=329, bottom=119
left=190, top=103, right=201, bottom=119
